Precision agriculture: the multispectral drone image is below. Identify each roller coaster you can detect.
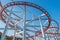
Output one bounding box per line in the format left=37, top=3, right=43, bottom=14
left=0, top=0, right=60, bottom=40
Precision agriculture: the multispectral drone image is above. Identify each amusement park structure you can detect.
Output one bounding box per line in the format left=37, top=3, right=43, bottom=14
left=0, top=0, right=60, bottom=40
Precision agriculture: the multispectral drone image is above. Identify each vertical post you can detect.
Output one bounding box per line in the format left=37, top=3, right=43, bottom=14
left=1, top=12, right=11, bottom=40
left=39, top=17, right=46, bottom=40
left=23, top=2, right=26, bottom=40
left=13, top=22, right=17, bottom=40
left=32, top=14, right=35, bottom=40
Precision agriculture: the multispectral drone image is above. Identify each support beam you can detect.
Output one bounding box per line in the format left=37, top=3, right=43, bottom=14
left=23, top=2, right=26, bottom=40
left=1, top=11, right=11, bottom=40
left=39, top=17, right=46, bottom=40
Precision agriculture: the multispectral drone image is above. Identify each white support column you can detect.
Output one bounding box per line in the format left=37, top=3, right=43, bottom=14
left=39, top=17, right=46, bottom=40
left=13, top=22, right=17, bottom=40
left=23, top=1, right=26, bottom=40
left=1, top=11, right=11, bottom=40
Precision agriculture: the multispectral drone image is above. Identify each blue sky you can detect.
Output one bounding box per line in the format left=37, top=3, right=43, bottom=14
left=0, top=0, right=60, bottom=40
